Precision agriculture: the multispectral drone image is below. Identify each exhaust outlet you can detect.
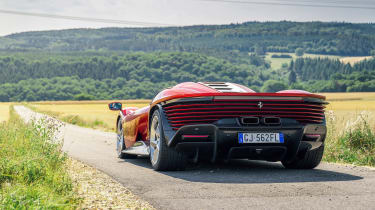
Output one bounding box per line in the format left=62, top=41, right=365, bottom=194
left=263, top=117, right=281, bottom=125
left=241, top=117, right=259, bottom=125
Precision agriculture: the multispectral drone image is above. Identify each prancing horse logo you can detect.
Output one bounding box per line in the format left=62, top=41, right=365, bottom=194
left=257, top=102, right=263, bottom=109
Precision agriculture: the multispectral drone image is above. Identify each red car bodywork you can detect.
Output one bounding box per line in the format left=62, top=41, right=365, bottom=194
left=119, top=82, right=325, bottom=148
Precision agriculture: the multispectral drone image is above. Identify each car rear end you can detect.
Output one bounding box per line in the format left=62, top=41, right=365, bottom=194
left=159, top=94, right=327, bottom=165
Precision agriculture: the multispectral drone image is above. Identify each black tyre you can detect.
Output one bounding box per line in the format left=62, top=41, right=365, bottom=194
left=149, top=110, right=187, bottom=171
left=282, top=145, right=324, bottom=169
left=116, top=120, right=137, bottom=159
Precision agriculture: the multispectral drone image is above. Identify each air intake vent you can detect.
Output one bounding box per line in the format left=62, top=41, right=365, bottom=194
left=200, top=82, right=247, bottom=93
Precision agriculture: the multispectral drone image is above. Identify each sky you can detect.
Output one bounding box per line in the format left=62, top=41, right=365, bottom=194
left=0, top=0, right=375, bottom=36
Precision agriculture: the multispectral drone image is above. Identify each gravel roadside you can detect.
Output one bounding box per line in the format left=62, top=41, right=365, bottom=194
left=68, top=158, right=154, bottom=210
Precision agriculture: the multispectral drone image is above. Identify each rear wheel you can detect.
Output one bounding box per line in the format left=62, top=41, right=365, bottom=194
left=282, top=145, right=324, bottom=169
left=117, top=120, right=137, bottom=159
left=149, top=110, right=187, bottom=171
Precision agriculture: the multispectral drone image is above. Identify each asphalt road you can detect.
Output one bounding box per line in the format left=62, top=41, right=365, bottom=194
left=15, top=106, right=375, bottom=210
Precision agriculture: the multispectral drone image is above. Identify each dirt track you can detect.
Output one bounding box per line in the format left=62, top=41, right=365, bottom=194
left=15, top=105, right=375, bottom=210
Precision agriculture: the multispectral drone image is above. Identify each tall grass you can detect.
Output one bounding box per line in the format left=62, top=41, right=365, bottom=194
left=324, top=111, right=375, bottom=166
left=0, top=106, right=80, bottom=209
left=60, top=115, right=107, bottom=129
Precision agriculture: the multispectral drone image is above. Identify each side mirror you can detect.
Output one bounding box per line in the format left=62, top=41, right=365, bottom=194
left=108, top=102, right=122, bottom=111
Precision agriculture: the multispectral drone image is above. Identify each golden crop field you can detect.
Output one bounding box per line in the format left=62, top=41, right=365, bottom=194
left=31, top=100, right=150, bottom=131
left=321, top=92, right=375, bottom=129
left=322, top=92, right=375, bottom=113
left=322, top=92, right=375, bottom=102
left=340, top=56, right=372, bottom=65
left=33, top=99, right=150, bottom=105
left=0, top=103, right=11, bottom=122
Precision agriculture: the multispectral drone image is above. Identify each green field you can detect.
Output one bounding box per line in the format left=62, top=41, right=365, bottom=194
left=265, top=53, right=370, bottom=69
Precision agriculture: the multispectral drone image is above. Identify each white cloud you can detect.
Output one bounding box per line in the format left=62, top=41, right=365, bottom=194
left=0, top=0, right=374, bottom=36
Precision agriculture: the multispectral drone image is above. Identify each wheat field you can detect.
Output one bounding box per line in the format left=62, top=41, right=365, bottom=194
left=340, top=56, right=373, bottom=65
left=30, top=100, right=150, bottom=131
left=322, top=92, right=375, bottom=129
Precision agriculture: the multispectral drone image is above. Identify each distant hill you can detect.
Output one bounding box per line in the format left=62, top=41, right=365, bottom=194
left=1, top=21, right=375, bottom=101
left=1, top=21, right=375, bottom=57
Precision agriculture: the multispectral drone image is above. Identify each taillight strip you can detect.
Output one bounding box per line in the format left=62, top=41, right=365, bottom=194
left=166, top=107, right=324, bottom=113
left=171, top=119, right=323, bottom=128
left=166, top=110, right=325, bottom=117
left=213, top=99, right=306, bottom=102
left=168, top=114, right=324, bottom=120
left=164, top=103, right=325, bottom=110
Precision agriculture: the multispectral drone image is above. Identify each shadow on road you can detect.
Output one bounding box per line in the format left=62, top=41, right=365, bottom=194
left=121, top=158, right=363, bottom=184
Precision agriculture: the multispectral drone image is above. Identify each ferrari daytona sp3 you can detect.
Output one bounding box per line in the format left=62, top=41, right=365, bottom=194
left=108, top=82, right=327, bottom=171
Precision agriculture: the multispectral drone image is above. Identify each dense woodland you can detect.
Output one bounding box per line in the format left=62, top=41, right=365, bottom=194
left=0, top=21, right=375, bottom=101
left=0, top=52, right=265, bottom=84
left=0, top=52, right=273, bottom=101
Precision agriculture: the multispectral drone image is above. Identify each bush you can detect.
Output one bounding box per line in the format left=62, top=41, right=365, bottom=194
left=249, top=54, right=270, bottom=68
left=254, top=45, right=266, bottom=55
left=0, top=107, right=80, bottom=208
left=74, top=93, right=94, bottom=101
left=295, top=48, right=304, bottom=56
left=261, top=80, right=288, bottom=92
left=324, top=112, right=375, bottom=166
left=271, top=54, right=292, bottom=58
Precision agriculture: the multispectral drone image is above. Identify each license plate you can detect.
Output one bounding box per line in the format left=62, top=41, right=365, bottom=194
left=238, top=133, right=284, bottom=144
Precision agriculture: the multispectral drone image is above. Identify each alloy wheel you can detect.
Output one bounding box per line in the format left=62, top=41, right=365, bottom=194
left=150, top=115, right=161, bottom=166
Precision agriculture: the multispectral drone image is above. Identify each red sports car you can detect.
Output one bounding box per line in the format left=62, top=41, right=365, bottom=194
left=109, top=82, right=327, bottom=171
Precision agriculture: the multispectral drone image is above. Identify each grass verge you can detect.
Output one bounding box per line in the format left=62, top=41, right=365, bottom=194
left=0, top=106, right=80, bottom=209
left=324, top=112, right=375, bottom=167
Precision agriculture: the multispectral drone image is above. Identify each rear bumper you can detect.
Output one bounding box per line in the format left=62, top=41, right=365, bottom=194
left=166, top=124, right=326, bottom=162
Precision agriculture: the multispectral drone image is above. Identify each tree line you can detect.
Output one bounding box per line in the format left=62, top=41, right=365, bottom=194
left=0, top=52, right=278, bottom=101
left=289, top=57, right=375, bottom=81
left=0, top=52, right=269, bottom=85
left=0, top=76, right=176, bottom=101
left=288, top=57, right=375, bottom=92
